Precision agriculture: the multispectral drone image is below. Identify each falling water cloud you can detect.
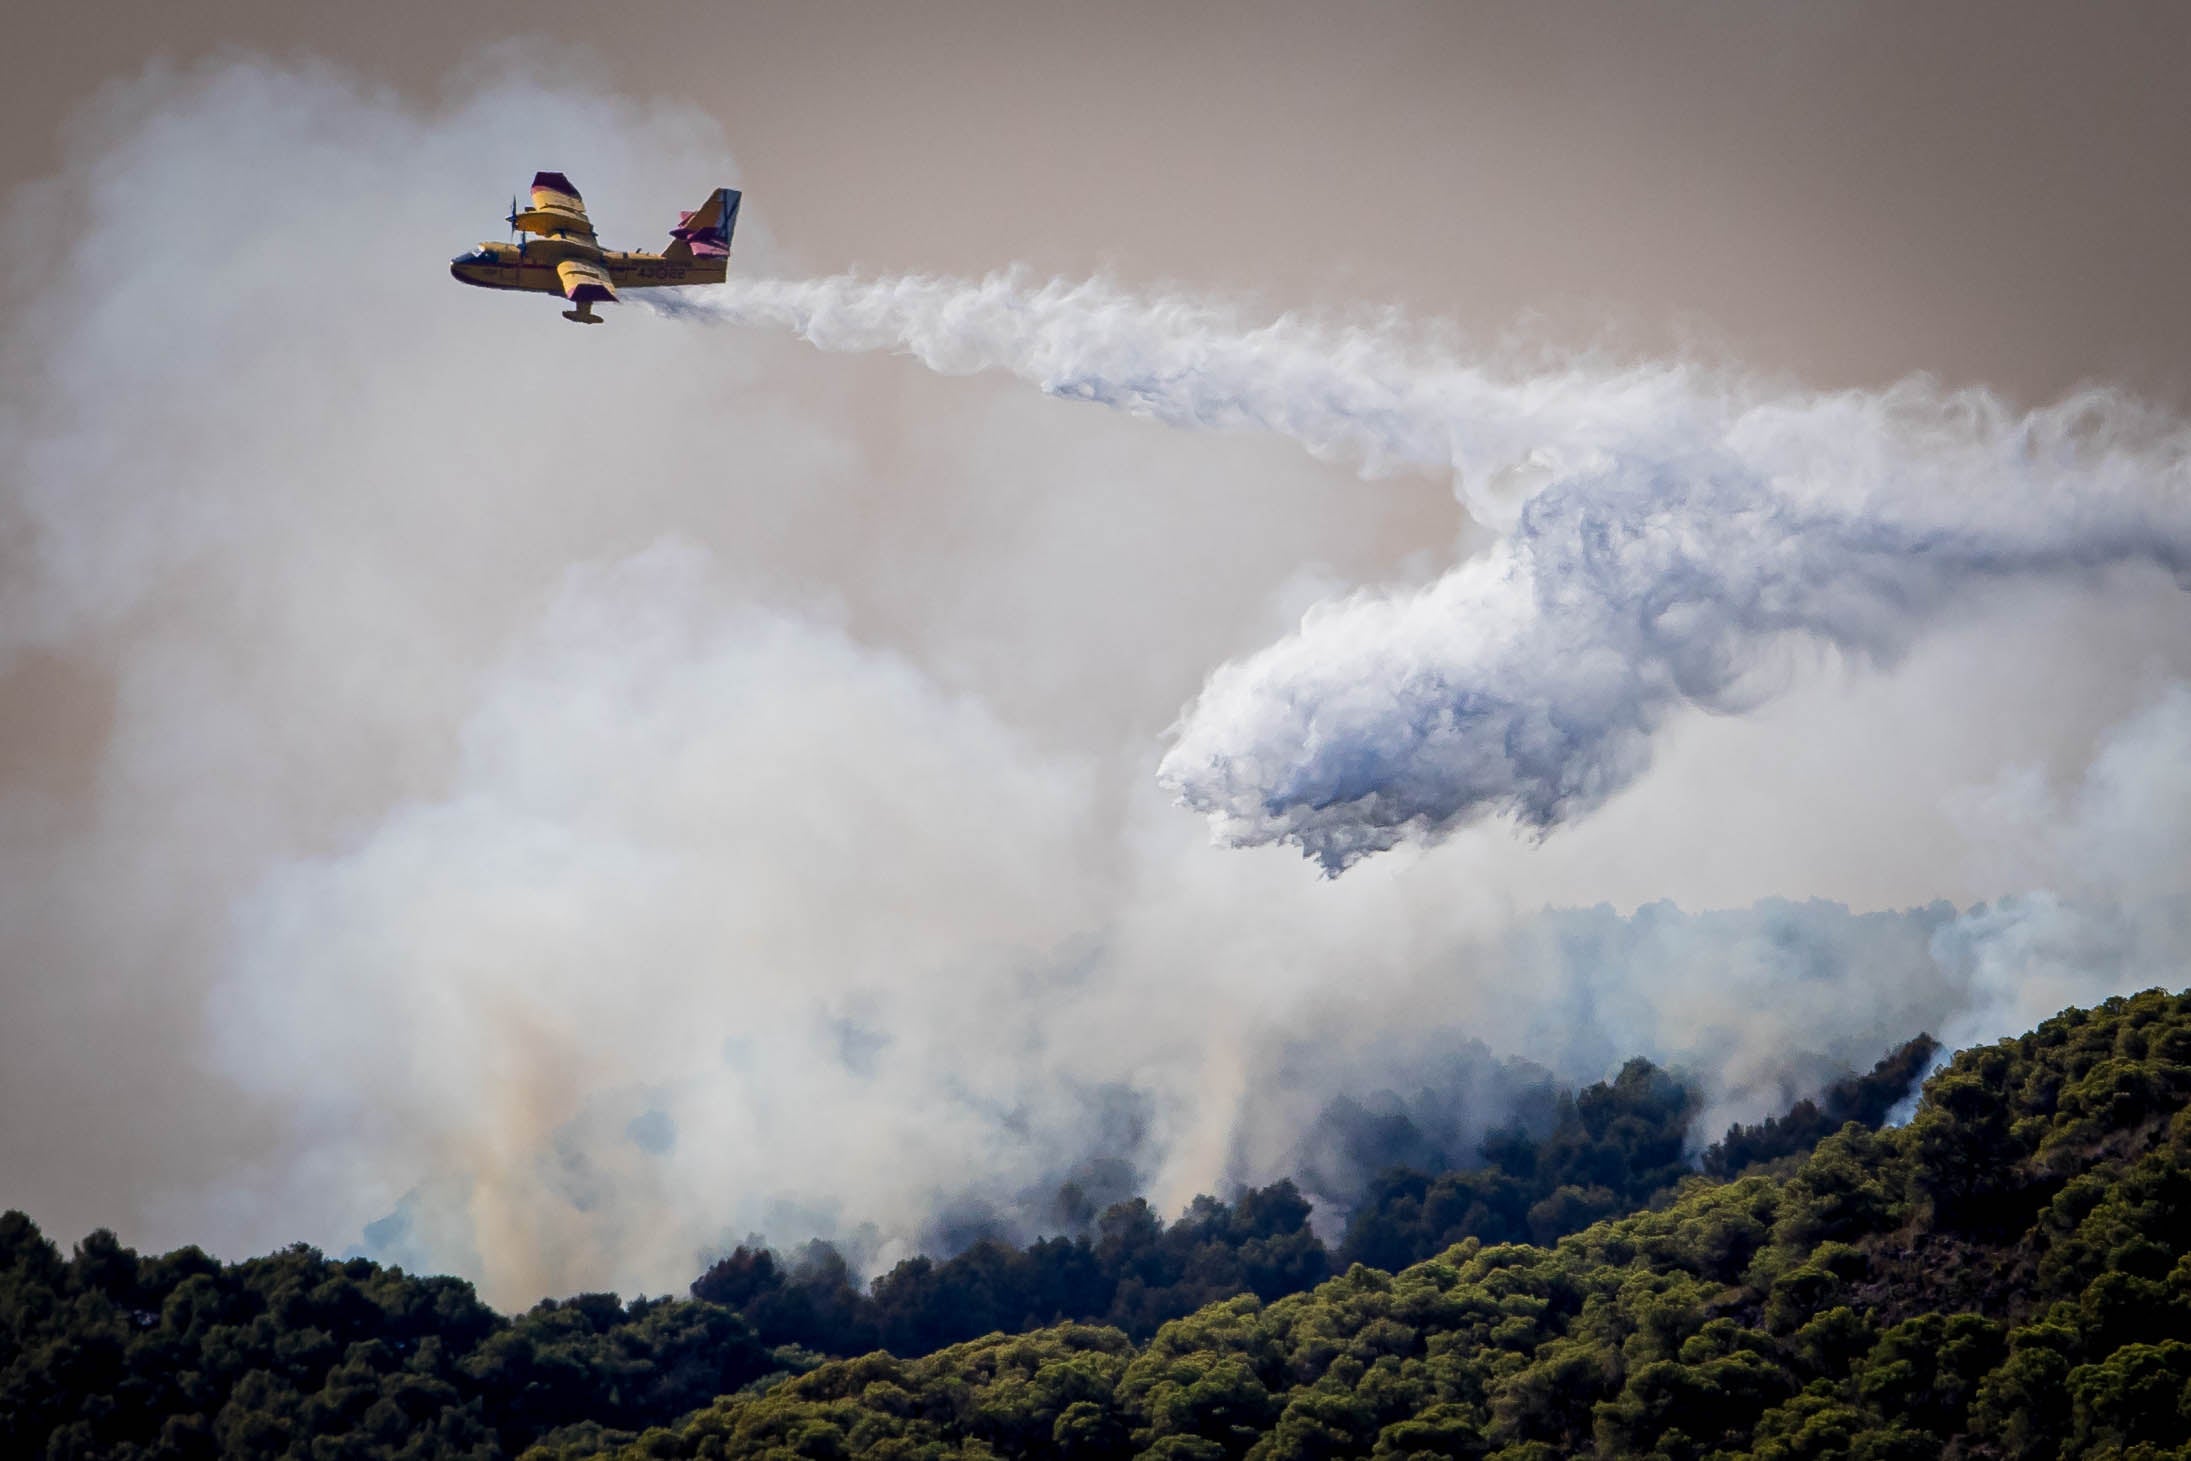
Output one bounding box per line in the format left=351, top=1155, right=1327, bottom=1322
left=675, top=274, right=2191, bottom=870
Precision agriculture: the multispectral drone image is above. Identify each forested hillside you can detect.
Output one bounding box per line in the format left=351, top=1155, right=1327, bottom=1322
left=5, top=995, right=2179, bottom=1458
left=608, top=988, right=2191, bottom=1459
left=684, top=1037, right=1939, bottom=1363
left=1, top=1043, right=1915, bottom=1459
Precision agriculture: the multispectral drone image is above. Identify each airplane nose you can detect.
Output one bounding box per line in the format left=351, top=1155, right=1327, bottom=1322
left=449, top=261, right=467, bottom=282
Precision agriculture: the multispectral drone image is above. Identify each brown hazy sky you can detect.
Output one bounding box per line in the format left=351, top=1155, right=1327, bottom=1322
left=15, top=0, right=2191, bottom=410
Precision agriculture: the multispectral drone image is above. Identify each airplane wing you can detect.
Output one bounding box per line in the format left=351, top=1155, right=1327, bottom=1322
left=526, top=171, right=596, bottom=241
left=556, top=257, right=618, bottom=305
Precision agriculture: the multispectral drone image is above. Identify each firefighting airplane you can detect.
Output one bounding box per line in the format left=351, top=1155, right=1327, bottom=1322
left=449, top=173, right=740, bottom=323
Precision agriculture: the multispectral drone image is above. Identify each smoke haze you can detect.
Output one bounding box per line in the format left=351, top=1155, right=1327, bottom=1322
left=2, top=54, right=2189, bottom=1309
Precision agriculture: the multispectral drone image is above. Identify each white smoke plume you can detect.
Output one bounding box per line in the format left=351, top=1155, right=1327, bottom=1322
left=4, top=55, right=2188, bottom=1311
left=677, top=275, right=2191, bottom=870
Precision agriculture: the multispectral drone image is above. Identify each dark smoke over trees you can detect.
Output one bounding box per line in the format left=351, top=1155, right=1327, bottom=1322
left=684, top=1046, right=1772, bottom=1358
left=692, top=1179, right=1332, bottom=1359
left=1700, top=1033, right=1942, bottom=1179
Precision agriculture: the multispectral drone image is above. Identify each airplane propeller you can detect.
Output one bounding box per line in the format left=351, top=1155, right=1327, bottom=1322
left=507, top=194, right=522, bottom=241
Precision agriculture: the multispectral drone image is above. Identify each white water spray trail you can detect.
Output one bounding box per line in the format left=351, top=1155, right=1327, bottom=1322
left=655, top=272, right=1722, bottom=527
left=669, top=273, right=2191, bottom=873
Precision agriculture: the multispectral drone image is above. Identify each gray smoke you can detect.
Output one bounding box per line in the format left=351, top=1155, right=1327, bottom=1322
left=5, top=56, right=2188, bottom=1311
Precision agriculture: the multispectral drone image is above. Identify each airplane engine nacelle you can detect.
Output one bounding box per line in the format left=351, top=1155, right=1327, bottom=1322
left=512, top=207, right=593, bottom=238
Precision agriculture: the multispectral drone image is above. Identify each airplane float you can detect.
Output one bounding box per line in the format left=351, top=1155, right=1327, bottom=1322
left=450, top=173, right=739, bottom=324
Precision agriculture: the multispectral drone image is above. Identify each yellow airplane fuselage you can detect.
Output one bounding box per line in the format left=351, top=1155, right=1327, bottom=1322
left=448, top=239, right=729, bottom=294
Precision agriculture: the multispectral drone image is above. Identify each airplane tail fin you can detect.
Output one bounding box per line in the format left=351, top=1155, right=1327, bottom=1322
left=664, top=187, right=740, bottom=262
